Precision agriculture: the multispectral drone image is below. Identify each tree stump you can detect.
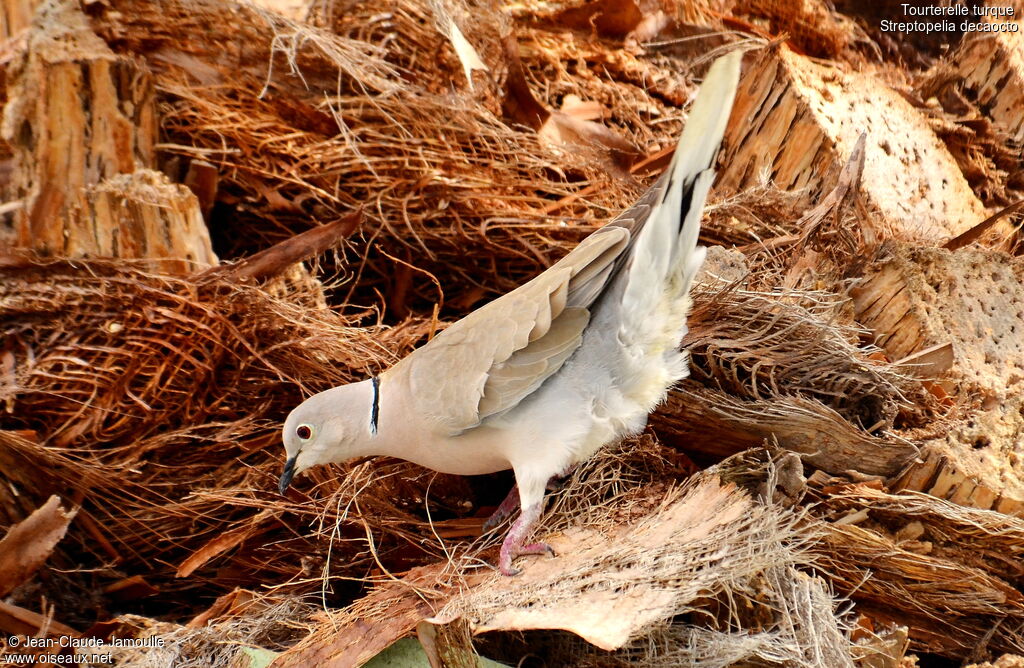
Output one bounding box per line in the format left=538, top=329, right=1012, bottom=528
left=72, top=170, right=217, bottom=272
left=851, top=242, right=1024, bottom=395
left=851, top=242, right=1024, bottom=514
left=951, top=28, right=1024, bottom=142
left=915, top=23, right=1024, bottom=210
left=717, top=47, right=988, bottom=244
left=1, top=0, right=215, bottom=271
left=0, top=0, right=37, bottom=40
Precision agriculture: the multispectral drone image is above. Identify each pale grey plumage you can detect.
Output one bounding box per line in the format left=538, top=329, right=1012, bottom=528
left=280, top=52, right=742, bottom=575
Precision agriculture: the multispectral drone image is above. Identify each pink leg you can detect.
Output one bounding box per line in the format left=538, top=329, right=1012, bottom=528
left=498, top=502, right=555, bottom=576
left=485, top=465, right=578, bottom=532
left=483, top=483, right=520, bottom=531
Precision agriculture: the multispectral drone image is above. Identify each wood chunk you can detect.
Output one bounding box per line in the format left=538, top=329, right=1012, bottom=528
left=0, top=495, right=74, bottom=598
left=274, top=562, right=468, bottom=667
left=918, top=26, right=1024, bottom=212
left=102, top=575, right=159, bottom=602
left=176, top=508, right=278, bottom=578
left=951, top=28, right=1024, bottom=142
left=853, top=243, right=1024, bottom=509
left=892, top=342, right=954, bottom=378
left=652, top=387, right=917, bottom=477
left=810, top=483, right=1024, bottom=659
left=71, top=170, right=217, bottom=273
left=944, top=199, right=1024, bottom=251
left=718, top=48, right=987, bottom=243
left=0, top=0, right=38, bottom=39
left=892, top=395, right=1024, bottom=516
left=851, top=242, right=1024, bottom=395
left=2, top=0, right=156, bottom=254
left=186, top=588, right=268, bottom=629
left=183, top=159, right=219, bottom=222
left=200, top=210, right=360, bottom=283
left=0, top=599, right=78, bottom=638
left=0, top=431, right=50, bottom=527
left=2, top=0, right=216, bottom=272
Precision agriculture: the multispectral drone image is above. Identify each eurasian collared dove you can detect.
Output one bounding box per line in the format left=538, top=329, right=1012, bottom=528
left=280, top=52, right=741, bottom=575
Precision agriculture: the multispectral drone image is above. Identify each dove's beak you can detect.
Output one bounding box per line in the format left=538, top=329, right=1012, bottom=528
left=279, top=456, right=297, bottom=494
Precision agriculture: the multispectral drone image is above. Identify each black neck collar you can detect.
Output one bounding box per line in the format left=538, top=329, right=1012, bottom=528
left=370, top=375, right=380, bottom=435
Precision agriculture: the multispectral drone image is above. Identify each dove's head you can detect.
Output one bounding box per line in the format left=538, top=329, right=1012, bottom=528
left=279, top=379, right=379, bottom=494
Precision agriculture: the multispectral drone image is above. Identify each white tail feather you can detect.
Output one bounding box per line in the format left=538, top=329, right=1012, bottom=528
left=621, top=52, right=742, bottom=320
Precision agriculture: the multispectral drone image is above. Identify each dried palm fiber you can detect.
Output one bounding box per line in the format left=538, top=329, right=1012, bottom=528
left=0, top=258, right=481, bottom=608
left=650, top=280, right=926, bottom=475
left=703, top=132, right=876, bottom=292
left=85, top=0, right=703, bottom=316
left=702, top=177, right=810, bottom=249
left=806, top=480, right=1024, bottom=658
left=503, top=6, right=702, bottom=110
left=656, top=387, right=920, bottom=477
left=306, top=0, right=511, bottom=107
left=278, top=444, right=858, bottom=667
left=471, top=567, right=856, bottom=668
left=686, top=286, right=909, bottom=426
left=103, top=599, right=316, bottom=668
left=0, top=423, right=476, bottom=613
left=313, top=0, right=719, bottom=116
left=442, top=455, right=856, bottom=667
left=271, top=435, right=693, bottom=665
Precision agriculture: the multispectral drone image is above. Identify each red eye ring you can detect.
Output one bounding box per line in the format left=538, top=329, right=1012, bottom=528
left=296, top=425, right=312, bottom=440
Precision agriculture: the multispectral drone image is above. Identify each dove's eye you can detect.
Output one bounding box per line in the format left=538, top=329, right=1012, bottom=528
left=296, top=424, right=313, bottom=440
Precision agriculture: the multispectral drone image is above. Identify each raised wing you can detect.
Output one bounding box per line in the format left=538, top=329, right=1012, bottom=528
left=391, top=224, right=629, bottom=434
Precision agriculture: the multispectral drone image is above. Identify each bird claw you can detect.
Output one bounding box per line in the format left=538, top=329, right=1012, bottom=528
left=499, top=541, right=556, bottom=575
left=521, top=542, right=556, bottom=557
left=497, top=500, right=550, bottom=575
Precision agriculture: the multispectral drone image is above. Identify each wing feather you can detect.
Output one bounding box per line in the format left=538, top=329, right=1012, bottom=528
left=392, top=226, right=629, bottom=434
left=479, top=307, right=589, bottom=417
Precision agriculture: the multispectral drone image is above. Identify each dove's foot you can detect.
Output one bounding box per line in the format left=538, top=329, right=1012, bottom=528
left=520, top=542, right=555, bottom=555
left=483, top=483, right=520, bottom=531
left=498, top=502, right=554, bottom=576
left=499, top=540, right=555, bottom=576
